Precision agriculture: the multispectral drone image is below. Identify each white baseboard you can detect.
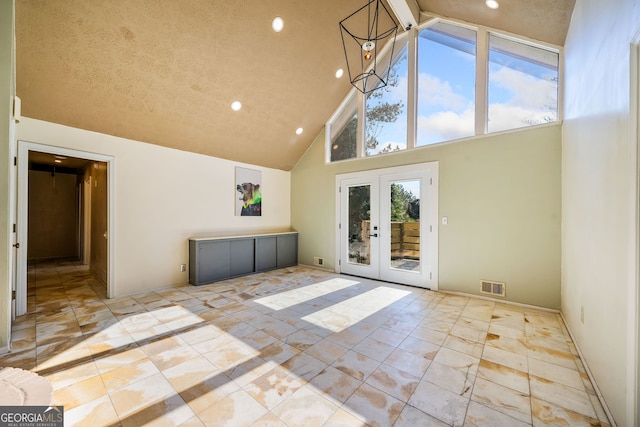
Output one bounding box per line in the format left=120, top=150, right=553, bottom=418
left=0, top=344, right=10, bottom=355
left=297, top=263, right=335, bottom=273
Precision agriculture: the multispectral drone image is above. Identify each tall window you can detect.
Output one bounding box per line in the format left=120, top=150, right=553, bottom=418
left=488, top=34, right=559, bottom=133
left=365, top=43, right=409, bottom=156
left=330, top=93, right=358, bottom=161
left=417, top=23, right=476, bottom=146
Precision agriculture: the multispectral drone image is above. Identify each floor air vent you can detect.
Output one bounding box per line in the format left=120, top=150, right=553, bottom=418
left=480, top=280, right=506, bottom=297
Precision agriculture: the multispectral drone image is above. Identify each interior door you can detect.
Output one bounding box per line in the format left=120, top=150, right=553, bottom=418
left=338, top=163, right=438, bottom=289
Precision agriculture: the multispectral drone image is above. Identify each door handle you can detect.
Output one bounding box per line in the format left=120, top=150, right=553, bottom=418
left=12, top=243, right=20, bottom=248
left=371, top=233, right=378, bottom=238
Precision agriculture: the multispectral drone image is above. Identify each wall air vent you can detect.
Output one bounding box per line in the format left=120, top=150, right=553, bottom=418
left=480, top=280, right=506, bottom=297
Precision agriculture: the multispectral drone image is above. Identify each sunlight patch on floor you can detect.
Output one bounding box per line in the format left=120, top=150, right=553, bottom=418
left=254, top=278, right=360, bottom=311
left=302, top=286, right=411, bottom=333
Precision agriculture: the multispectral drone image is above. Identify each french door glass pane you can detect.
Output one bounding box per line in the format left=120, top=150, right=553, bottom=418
left=389, top=181, right=421, bottom=271
left=348, top=185, right=371, bottom=265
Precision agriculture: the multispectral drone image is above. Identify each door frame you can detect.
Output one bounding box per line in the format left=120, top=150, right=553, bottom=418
left=335, top=161, right=439, bottom=289
left=15, top=141, right=116, bottom=315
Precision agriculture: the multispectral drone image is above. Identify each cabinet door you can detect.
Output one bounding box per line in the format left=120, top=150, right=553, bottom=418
left=277, top=234, right=298, bottom=268
left=198, top=240, right=230, bottom=284
left=256, top=237, right=277, bottom=272
left=229, top=238, right=255, bottom=277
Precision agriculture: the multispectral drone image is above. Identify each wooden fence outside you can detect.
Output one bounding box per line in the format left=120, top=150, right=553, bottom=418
left=361, top=220, right=420, bottom=260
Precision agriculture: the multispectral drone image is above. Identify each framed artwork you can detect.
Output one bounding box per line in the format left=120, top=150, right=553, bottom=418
left=235, top=167, right=262, bottom=216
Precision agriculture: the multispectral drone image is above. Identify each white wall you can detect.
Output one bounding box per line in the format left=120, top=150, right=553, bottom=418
left=16, top=117, right=291, bottom=296
left=562, top=0, right=639, bottom=425
left=0, top=0, right=16, bottom=353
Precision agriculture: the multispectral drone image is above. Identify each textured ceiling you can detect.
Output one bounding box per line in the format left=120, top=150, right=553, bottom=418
left=419, top=0, right=576, bottom=46
left=15, top=0, right=575, bottom=171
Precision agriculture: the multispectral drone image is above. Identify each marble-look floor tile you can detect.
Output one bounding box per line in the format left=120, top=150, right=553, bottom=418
left=383, top=348, right=431, bottom=378
left=530, top=375, right=597, bottom=419
left=471, top=377, right=531, bottom=423
left=308, top=366, right=362, bottom=404
left=477, top=358, right=529, bottom=395
left=271, top=385, right=339, bottom=427
left=365, top=363, right=418, bottom=402
left=281, top=352, right=328, bottom=382
left=304, top=339, right=349, bottom=364
left=482, top=344, right=528, bottom=373
left=244, top=366, right=305, bottom=409
left=100, top=358, right=160, bottom=393
left=395, top=404, right=449, bottom=426
left=531, top=396, right=604, bottom=427
left=408, top=379, right=469, bottom=426
left=465, top=400, right=531, bottom=427
left=109, top=373, right=195, bottom=425
left=528, top=357, right=584, bottom=391
left=64, top=395, right=120, bottom=427
left=53, top=375, right=107, bottom=410
left=343, top=383, right=404, bottom=427
left=323, top=408, right=368, bottom=426
left=332, top=350, right=381, bottom=381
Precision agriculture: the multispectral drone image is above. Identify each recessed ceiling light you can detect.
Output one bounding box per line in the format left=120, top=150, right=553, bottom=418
left=335, top=68, right=344, bottom=78
left=272, top=17, right=284, bottom=32
left=486, top=0, right=499, bottom=9
left=296, top=127, right=303, bottom=135
left=54, top=159, right=62, bottom=163
left=231, top=101, right=242, bottom=111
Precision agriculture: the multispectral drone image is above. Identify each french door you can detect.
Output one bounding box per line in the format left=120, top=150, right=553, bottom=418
left=337, top=163, right=438, bottom=289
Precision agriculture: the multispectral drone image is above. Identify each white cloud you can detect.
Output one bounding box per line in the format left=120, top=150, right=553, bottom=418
left=417, top=107, right=475, bottom=145
left=417, top=73, right=468, bottom=110
left=490, top=66, right=557, bottom=110
left=487, top=103, right=555, bottom=133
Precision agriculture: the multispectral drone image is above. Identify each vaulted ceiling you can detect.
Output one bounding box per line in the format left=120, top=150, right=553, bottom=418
left=15, top=0, right=575, bottom=171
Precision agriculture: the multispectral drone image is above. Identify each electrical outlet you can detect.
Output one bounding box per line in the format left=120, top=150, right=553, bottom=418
left=313, top=257, right=324, bottom=266
left=180, top=264, right=187, bottom=272
left=580, top=306, right=584, bottom=323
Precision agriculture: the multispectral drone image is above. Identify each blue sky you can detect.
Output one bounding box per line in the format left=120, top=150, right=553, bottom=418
left=366, top=24, right=558, bottom=156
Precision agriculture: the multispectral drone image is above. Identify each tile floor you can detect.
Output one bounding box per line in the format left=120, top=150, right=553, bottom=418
left=0, top=260, right=611, bottom=427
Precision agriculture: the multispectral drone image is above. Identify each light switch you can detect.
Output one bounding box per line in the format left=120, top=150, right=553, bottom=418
left=442, top=217, right=448, bottom=225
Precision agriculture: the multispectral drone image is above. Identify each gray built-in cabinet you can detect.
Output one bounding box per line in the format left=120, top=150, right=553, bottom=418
left=188, top=232, right=298, bottom=285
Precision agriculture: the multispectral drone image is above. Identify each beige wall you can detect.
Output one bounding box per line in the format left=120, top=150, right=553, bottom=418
left=562, top=0, right=640, bottom=424
left=0, top=0, right=15, bottom=352
left=27, top=170, right=78, bottom=260
left=17, top=117, right=292, bottom=296
left=292, top=124, right=562, bottom=309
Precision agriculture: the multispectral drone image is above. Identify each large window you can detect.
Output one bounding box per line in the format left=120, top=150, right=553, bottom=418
left=417, top=23, right=476, bottom=146
left=488, top=34, right=559, bottom=133
left=327, top=20, right=560, bottom=163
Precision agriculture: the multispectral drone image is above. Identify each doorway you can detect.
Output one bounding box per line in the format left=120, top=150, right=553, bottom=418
left=336, top=162, right=439, bottom=289
left=15, top=141, right=115, bottom=316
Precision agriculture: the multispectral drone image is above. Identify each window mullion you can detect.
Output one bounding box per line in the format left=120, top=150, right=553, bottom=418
left=406, top=27, right=418, bottom=150
left=475, top=28, right=488, bottom=135
left=357, top=91, right=365, bottom=158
